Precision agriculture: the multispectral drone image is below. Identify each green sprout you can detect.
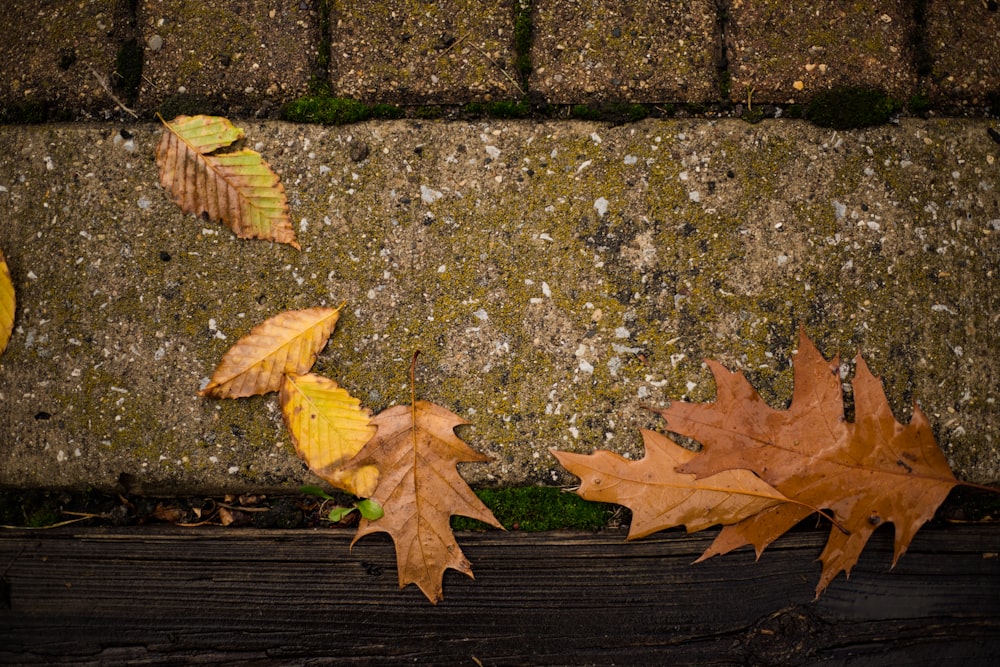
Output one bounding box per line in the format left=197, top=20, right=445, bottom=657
left=301, top=485, right=384, bottom=522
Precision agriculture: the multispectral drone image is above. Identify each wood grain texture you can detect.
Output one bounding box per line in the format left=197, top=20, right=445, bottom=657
left=1, top=525, right=998, bottom=665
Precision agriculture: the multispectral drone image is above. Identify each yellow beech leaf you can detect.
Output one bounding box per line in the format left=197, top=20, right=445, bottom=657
left=0, top=249, right=14, bottom=356
left=155, top=114, right=299, bottom=249
left=280, top=373, right=378, bottom=497
left=200, top=307, right=342, bottom=398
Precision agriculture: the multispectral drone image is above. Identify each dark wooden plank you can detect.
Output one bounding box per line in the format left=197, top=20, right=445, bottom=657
left=1, top=525, right=998, bottom=665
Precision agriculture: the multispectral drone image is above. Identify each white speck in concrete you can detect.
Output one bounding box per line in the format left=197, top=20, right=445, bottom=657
left=57, top=450, right=66, bottom=462
left=299, top=218, right=308, bottom=232
left=593, top=197, right=609, bottom=217
left=689, top=190, right=701, bottom=203
left=228, top=466, right=240, bottom=474
left=614, top=327, right=630, bottom=339
left=484, top=145, right=501, bottom=159
left=686, top=381, right=697, bottom=393
left=473, top=308, right=488, bottom=321
left=832, top=200, right=846, bottom=219
left=542, top=282, right=552, bottom=297
left=624, top=155, right=638, bottom=165
left=777, top=254, right=789, bottom=266
left=420, top=184, right=443, bottom=204
left=137, top=196, right=151, bottom=210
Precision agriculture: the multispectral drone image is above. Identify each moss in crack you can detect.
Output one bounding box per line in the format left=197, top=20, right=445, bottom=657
left=157, top=94, right=225, bottom=119
left=451, top=486, right=616, bottom=531
left=804, top=87, right=900, bottom=129
left=513, top=0, right=533, bottom=85
left=0, top=101, right=71, bottom=124
left=314, top=0, right=332, bottom=86
left=570, top=103, right=648, bottom=123
left=463, top=100, right=531, bottom=119
left=281, top=96, right=404, bottom=124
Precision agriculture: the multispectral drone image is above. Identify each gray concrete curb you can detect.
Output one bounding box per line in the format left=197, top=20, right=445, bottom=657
left=0, top=117, right=997, bottom=493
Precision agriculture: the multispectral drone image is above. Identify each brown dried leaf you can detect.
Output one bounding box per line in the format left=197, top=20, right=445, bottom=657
left=341, top=400, right=502, bottom=604
left=553, top=429, right=792, bottom=540
left=655, top=328, right=959, bottom=595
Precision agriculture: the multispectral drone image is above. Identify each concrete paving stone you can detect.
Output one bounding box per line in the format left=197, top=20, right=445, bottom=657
left=137, top=0, right=320, bottom=116
left=0, top=0, right=128, bottom=119
left=1, top=118, right=997, bottom=494
left=530, top=0, right=719, bottom=104
left=328, top=0, right=521, bottom=104
left=727, top=0, right=917, bottom=105
left=923, top=0, right=1000, bottom=109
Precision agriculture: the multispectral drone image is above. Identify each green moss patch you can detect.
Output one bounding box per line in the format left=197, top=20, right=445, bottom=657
left=570, top=102, right=649, bottom=123
left=451, top=487, right=616, bottom=532
left=281, top=96, right=404, bottom=124
left=804, top=87, right=900, bottom=129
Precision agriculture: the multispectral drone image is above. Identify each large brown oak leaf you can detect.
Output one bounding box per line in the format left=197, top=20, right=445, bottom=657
left=653, top=329, right=958, bottom=595
left=553, top=429, right=793, bottom=540
left=341, top=400, right=502, bottom=604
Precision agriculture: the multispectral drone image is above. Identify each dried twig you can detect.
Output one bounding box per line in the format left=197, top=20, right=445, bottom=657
left=87, top=64, right=139, bottom=119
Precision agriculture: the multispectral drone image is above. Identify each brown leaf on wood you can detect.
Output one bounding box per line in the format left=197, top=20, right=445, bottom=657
left=553, top=429, right=792, bottom=540
left=653, top=328, right=959, bottom=595
left=200, top=307, right=341, bottom=398
left=341, top=400, right=503, bottom=604
left=155, top=114, right=299, bottom=248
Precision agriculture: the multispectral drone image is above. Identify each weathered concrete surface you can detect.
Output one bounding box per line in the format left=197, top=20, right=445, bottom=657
left=0, top=0, right=130, bottom=118
left=0, top=118, right=997, bottom=493
left=329, top=0, right=521, bottom=104
left=530, top=0, right=719, bottom=104
left=924, top=0, right=1000, bottom=109
left=727, top=0, right=917, bottom=104
left=137, top=0, right=320, bottom=116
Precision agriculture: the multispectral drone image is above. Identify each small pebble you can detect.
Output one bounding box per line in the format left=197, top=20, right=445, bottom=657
left=148, top=34, right=163, bottom=51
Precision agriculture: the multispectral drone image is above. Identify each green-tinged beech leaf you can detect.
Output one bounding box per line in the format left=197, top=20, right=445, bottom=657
left=155, top=114, right=299, bottom=248
left=0, top=249, right=13, bottom=356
